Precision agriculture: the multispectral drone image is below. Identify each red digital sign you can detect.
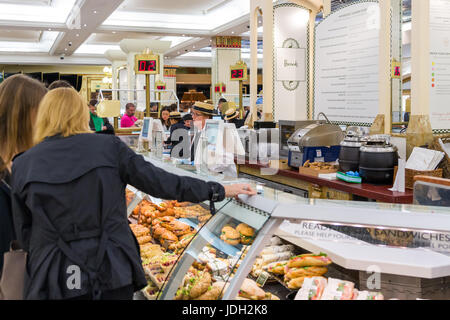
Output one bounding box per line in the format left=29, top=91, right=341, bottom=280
left=138, top=60, right=157, bottom=72
left=231, top=69, right=244, bottom=79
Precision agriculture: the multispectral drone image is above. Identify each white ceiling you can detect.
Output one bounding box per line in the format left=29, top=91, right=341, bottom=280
left=0, top=0, right=257, bottom=67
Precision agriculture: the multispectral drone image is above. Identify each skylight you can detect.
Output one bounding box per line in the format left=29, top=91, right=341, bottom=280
left=0, top=31, right=59, bottom=52
left=102, top=0, right=250, bottom=31
left=75, top=44, right=122, bottom=55
left=0, top=0, right=77, bottom=24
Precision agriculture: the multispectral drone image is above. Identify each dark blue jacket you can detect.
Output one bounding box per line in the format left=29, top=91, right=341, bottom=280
left=11, top=133, right=225, bottom=299
left=0, top=173, right=15, bottom=273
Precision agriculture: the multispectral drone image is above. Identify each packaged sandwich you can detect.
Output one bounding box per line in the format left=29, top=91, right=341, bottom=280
left=294, top=277, right=328, bottom=300
left=261, top=245, right=294, bottom=255
left=261, top=252, right=292, bottom=265
left=238, top=278, right=266, bottom=300
left=353, top=290, right=384, bottom=300
left=321, top=278, right=355, bottom=300
left=287, top=253, right=332, bottom=268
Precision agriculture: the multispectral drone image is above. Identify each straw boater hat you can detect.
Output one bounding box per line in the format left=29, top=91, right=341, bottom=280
left=192, top=101, right=217, bottom=116
left=224, top=107, right=239, bottom=121
left=169, top=111, right=182, bottom=119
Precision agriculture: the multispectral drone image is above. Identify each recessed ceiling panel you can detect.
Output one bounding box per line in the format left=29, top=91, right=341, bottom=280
left=119, top=0, right=228, bottom=15
left=87, top=33, right=159, bottom=44
left=0, top=0, right=51, bottom=6
left=0, top=30, right=42, bottom=42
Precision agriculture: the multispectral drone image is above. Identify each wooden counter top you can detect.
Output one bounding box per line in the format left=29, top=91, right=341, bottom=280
left=239, top=162, right=413, bottom=204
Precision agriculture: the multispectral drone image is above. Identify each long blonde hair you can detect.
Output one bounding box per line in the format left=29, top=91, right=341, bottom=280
left=0, top=74, right=47, bottom=173
left=34, top=88, right=91, bottom=144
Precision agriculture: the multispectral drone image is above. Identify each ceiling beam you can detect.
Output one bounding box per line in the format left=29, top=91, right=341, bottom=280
left=50, top=0, right=124, bottom=56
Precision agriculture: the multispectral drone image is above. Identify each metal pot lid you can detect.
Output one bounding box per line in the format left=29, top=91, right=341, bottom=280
left=360, top=144, right=398, bottom=153
left=341, top=140, right=363, bottom=147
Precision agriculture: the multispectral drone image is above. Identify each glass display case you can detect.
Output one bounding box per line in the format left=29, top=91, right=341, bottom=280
left=129, top=152, right=450, bottom=301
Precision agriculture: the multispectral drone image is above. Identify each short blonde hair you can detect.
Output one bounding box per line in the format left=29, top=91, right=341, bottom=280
left=34, top=88, right=91, bottom=144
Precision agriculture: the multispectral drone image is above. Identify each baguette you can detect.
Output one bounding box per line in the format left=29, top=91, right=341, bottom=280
left=287, top=277, right=306, bottom=290
left=284, top=266, right=328, bottom=280
left=287, top=253, right=332, bottom=268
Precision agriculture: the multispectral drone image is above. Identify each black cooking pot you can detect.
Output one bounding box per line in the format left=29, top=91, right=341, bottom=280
left=339, top=137, right=365, bottom=172
left=359, top=142, right=398, bottom=184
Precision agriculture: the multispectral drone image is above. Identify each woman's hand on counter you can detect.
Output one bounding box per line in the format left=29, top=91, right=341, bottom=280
left=224, top=184, right=257, bottom=198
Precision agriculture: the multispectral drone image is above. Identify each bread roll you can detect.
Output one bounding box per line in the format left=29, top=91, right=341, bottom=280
left=285, top=266, right=328, bottom=280
left=287, top=254, right=332, bottom=268
left=287, top=277, right=306, bottom=290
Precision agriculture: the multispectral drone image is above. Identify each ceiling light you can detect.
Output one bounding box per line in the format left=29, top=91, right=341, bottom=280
left=65, top=48, right=68, bottom=51
left=231, top=31, right=235, bottom=34
left=93, top=10, right=97, bottom=14
left=84, top=24, right=87, bottom=27
left=48, top=28, right=52, bottom=31
left=76, top=33, right=79, bottom=37
left=112, top=31, right=116, bottom=34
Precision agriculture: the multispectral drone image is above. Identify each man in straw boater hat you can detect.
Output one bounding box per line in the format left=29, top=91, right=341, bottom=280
left=224, top=106, right=244, bottom=129
left=166, top=111, right=189, bottom=158
left=190, top=101, right=218, bottom=161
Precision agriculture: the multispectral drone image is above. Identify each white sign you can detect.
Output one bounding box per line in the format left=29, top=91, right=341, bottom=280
left=276, top=48, right=306, bottom=82
left=314, top=2, right=380, bottom=125
left=430, top=0, right=450, bottom=131
left=273, top=4, right=309, bottom=121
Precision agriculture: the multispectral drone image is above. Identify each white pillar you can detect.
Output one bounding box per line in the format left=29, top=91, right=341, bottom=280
left=211, top=36, right=241, bottom=106
left=323, top=0, right=331, bottom=17
left=379, top=0, right=392, bottom=134
left=411, top=0, right=430, bottom=116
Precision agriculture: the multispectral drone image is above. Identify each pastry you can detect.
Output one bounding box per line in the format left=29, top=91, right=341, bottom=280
left=194, top=286, right=222, bottom=300
left=160, top=230, right=178, bottom=246
left=152, top=226, right=166, bottom=240
left=189, top=272, right=211, bottom=299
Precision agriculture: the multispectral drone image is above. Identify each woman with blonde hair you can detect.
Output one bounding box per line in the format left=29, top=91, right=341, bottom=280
left=0, top=74, right=47, bottom=273
left=11, top=87, right=255, bottom=300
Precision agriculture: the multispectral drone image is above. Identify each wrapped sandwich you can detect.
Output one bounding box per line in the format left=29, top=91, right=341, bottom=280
left=287, top=253, right=332, bottom=268
left=294, top=277, right=328, bottom=300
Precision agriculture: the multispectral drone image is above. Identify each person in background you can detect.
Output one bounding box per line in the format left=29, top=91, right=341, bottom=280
left=120, top=103, right=137, bottom=128
left=166, top=112, right=189, bottom=158
left=191, top=101, right=217, bottom=161
left=180, top=102, right=190, bottom=113
left=0, top=74, right=47, bottom=272
left=217, top=98, right=227, bottom=119
left=224, top=107, right=244, bottom=129
left=48, top=80, right=73, bottom=90
left=11, top=87, right=255, bottom=300
left=150, top=102, right=158, bottom=113
left=182, top=113, right=193, bottom=130
left=169, top=103, right=178, bottom=112
left=88, top=99, right=114, bottom=135
left=160, top=106, right=171, bottom=131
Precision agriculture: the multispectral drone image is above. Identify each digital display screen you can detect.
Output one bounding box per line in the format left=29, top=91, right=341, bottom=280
left=231, top=69, right=244, bottom=79
left=138, top=60, right=157, bottom=72
left=141, top=119, right=150, bottom=138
